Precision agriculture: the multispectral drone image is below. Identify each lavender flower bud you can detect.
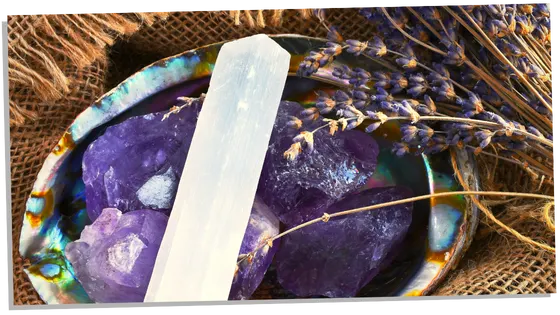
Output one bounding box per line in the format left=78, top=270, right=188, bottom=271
left=420, top=7, right=441, bottom=21
left=367, top=36, right=387, bottom=57
left=351, top=90, right=370, bottom=108
left=447, top=133, right=462, bottom=146
left=460, top=131, right=474, bottom=144
left=408, top=73, right=427, bottom=84
left=416, top=105, right=433, bottom=115
left=400, top=124, right=418, bottom=142
left=535, top=4, right=550, bottom=18
left=396, top=56, right=418, bottom=69
left=475, top=129, right=494, bottom=149
left=432, top=80, right=456, bottom=100
left=333, top=91, right=349, bottom=102
left=402, top=42, right=416, bottom=56
left=529, top=64, right=545, bottom=78
left=487, top=4, right=506, bottom=18
left=365, top=122, right=382, bottom=133
left=483, top=112, right=509, bottom=128
left=533, top=24, right=549, bottom=43
left=352, top=90, right=369, bottom=100
left=380, top=101, right=395, bottom=112
left=346, top=39, right=369, bottom=56
left=432, top=62, right=450, bottom=78
left=527, top=126, right=544, bottom=138
left=300, top=107, right=320, bottom=122
left=398, top=101, right=420, bottom=122
left=286, top=116, right=303, bottom=129
left=327, top=26, right=344, bottom=43
left=472, top=7, right=487, bottom=28
left=374, top=88, right=393, bottom=102
left=332, top=65, right=352, bottom=80
left=424, top=95, right=437, bottom=112
left=372, top=71, right=388, bottom=81
left=349, top=68, right=372, bottom=87
left=390, top=73, right=408, bottom=94
left=346, top=120, right=359, bottom=130
left=443, top=41, right=466, bottom=66
left=316, top=91, right=336, bottom=114
left=407, top=73, right=429, bottom=97
left=323, top=42, right=343, bottom=56
left=392, top=142, right=410, bottom=157
left=417, top=123, right=434, bottom=138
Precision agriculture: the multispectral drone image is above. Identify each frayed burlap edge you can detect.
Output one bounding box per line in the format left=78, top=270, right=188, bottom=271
left=7, top=12, right=169, bottom=126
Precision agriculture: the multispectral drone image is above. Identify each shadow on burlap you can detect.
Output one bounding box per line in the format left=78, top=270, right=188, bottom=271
left=9, top=9, right=556, bottom=305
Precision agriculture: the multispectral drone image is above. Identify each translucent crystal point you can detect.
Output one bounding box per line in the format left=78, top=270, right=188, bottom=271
left=144, top=34, right=290, bottom=303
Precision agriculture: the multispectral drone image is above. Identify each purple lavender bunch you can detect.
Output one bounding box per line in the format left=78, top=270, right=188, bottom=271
left=290, top=4, right=552, bottom=180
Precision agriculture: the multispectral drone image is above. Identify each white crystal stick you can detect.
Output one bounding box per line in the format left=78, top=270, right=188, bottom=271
left=144, top=34, right=290, bottom=303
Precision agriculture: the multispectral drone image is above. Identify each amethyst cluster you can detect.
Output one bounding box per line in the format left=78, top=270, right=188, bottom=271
left=67, top=101, right=414, bottom=303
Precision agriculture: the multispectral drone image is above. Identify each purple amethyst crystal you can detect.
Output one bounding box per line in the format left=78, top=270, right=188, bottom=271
left=65, top=208, right=168, bottom=303
left=229, top=197, right=280, bottom=300
left=67, top=200, right=279, bottom=302
left=258, top=101, right=379, bottom=226
left=81, top=104, right=286, bottom=301
left=82, top=106, right=200, bottom=221
left=275, top=186, right=413, bottom=298
left=78, top=100, right=385, bottom=301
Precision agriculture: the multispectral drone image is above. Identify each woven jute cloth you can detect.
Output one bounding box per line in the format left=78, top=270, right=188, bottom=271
left=9, top=9, right=556, bottom=305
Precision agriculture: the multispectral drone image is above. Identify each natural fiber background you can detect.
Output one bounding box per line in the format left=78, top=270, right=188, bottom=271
left=9, top=9, right=556, bottom=305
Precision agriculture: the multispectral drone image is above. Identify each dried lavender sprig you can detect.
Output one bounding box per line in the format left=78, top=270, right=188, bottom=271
left=237, top=190, right=555, bottom=265
left=433, top=8, right=549, bottom=131
left=284, top=110, right=552, bottom=166
left=294, top=82, right=552, bottom=162
left=447, top=6, right=553, bottom=116
left=161, top=94, right=205, bottom=121
left=443, top=5, right=554, bottom=128
left=298, top=87, right=556, bottom=149
left=285, top=98, right=554, bottom=176
left=304, top=21, right=536, bottom=137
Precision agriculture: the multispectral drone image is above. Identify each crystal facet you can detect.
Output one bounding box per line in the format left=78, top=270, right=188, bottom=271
left=67, top=198, right=280, bottom=302
left=65, top=208, right=168, bottom=303
left=275, top=186, right=414, bottom=298
left=82, top=107, right=200, bottom=221
left=258, top=101, right=380, bottom=226
left=145, top=34, right=290, bottom=302
left=229, top=197, right=280, bottom=300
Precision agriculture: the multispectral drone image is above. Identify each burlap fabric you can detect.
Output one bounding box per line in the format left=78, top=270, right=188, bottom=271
left=9, top=9, right=556, bottom=305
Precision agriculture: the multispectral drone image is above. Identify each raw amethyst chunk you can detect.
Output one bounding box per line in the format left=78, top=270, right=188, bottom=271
left=67, top=198, right=280, bottom=303
left=229, top=197, right=280, bottom=300
left=65, top=208, right=168, bottom=303
left=82, top=106, right=200, bottom=221
left=257, top=101, right=380, bottom=226
left=275, top=186, right=413, bottom=298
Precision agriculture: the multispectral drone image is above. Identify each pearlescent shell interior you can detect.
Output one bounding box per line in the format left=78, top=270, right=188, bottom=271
left=20, top=35, right=479, bottom=304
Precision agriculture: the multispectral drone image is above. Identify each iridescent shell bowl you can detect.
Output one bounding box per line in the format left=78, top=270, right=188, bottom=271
left=19, top=35, right=480, bottom=304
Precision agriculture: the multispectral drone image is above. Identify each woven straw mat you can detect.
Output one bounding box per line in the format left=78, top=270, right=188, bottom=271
left=9, top=9, right=556, bottom=305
